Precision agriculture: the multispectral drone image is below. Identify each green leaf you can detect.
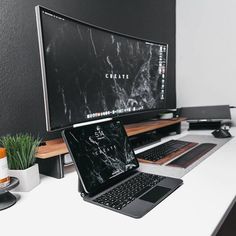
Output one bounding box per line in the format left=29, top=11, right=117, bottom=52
left=0, top=134, right=41, bottom=170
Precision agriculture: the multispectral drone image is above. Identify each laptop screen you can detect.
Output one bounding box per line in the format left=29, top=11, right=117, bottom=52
left=63, top=120, right=139, bottom=194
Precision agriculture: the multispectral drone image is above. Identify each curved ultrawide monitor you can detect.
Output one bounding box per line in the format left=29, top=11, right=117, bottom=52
left=36, top=6, right=169, bottom=131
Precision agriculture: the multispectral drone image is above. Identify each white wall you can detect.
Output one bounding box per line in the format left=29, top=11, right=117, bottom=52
left=176, top=0, right=236, bottom=125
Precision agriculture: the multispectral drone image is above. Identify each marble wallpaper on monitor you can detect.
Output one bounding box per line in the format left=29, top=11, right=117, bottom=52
left=41, top=11, right=168, bottom=129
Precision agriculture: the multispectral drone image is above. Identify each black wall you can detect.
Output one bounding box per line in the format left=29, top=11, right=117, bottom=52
left=0, top=0, right=176, bottom=140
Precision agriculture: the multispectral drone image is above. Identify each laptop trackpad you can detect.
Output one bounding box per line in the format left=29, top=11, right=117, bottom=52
left=140, top=186, right=171, bottom=203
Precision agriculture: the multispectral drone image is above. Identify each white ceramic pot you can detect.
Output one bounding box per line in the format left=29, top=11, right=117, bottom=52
left=8, top=164, right=40, bottom=192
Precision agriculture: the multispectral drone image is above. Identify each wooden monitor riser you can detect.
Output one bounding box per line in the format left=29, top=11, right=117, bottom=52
left=36, top=118, right=185, bottom=159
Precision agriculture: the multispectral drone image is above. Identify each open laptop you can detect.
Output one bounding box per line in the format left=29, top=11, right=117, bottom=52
left=62, top=120, right=183, bottom=218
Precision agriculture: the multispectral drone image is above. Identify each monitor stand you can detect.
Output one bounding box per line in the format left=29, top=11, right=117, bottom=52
left=115, top=112, right=161, bottom=125
left=36, top=117, right=185, bottom=179
left=125, top=118, right=183, bottom=149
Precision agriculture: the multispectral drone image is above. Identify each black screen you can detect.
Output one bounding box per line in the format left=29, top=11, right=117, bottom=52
left=63, top=121, right=139, bottom=194
left=37, top=7, right=168, bottom=131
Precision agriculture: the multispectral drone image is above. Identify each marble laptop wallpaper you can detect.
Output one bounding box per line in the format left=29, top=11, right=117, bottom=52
left=64, top=121, right=139, bottom=193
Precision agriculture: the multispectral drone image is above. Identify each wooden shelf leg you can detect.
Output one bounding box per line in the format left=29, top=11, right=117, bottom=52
left=36, top=155, right=64, bottom=179
left=175, top=122, right=181, bottom=134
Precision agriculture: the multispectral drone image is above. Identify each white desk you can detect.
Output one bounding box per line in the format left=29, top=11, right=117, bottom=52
left=1, top=128, right=236, bottom=236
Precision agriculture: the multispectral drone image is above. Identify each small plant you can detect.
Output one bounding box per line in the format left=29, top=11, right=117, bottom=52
left=0, top=134, right=41, bottom=170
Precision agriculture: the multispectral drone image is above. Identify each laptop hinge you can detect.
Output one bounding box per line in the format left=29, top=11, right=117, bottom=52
left=78, top=177, right=87, bottom=198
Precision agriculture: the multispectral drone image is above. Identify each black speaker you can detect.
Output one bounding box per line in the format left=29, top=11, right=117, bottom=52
left=178, top=105, right=231, bottom=130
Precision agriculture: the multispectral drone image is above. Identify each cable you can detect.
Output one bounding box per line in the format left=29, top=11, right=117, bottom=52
left=230, top=106, right=236, bottom=109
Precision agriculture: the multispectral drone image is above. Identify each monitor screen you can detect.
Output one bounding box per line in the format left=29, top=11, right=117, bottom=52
left=62, top=120, right=139, bottom=194
left=36, top=6, right=169, bottom=131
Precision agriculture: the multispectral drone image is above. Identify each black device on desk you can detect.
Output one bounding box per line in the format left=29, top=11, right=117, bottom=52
left=62, top=120, right=182, bottom=218
left=178, top=105, right=231, bottom=130
left=167, top=143, right=217, bottom=168
left=35, top=5, right=175, bottom=133
left=212, top=128, right=232, bottom=138
left=136, top=139, right=198, bottom=164
left=137, top=140, right=217, bottom=168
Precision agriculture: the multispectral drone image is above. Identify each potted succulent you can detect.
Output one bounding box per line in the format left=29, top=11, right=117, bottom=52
left=0, top=134, right=41, bottom=192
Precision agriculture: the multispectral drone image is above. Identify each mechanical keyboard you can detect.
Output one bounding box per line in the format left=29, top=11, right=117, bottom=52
left=168, top=143, right=217, bottom=168
left=136, top=139, right=198, bottom=164
left=93, top=172, right=165, bottom=210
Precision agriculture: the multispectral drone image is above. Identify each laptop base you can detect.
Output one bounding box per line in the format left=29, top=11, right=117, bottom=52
left=80, top=172, right=183, bottom=218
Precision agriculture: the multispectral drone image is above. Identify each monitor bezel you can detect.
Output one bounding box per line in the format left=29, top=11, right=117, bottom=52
left=35, top=5, right=169, bottom=132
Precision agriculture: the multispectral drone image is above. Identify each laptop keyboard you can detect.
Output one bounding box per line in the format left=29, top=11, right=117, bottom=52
left=136, top=139, right=198, bottom=164
left=93, top=172, right=165, bottom=210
